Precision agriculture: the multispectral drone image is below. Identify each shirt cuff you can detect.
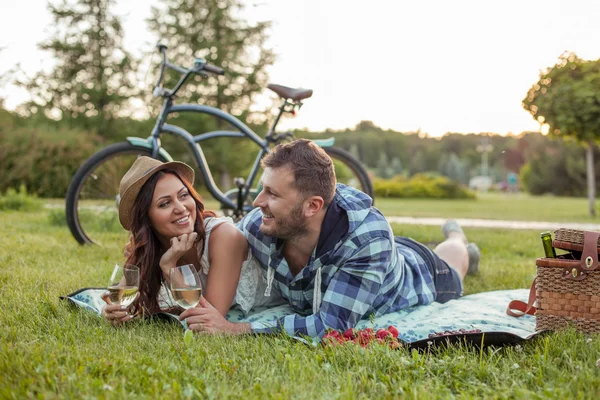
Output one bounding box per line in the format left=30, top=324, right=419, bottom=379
left=249, top=320, right=280, bottom=334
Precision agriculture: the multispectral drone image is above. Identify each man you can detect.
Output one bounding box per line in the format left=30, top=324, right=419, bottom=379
left=181, top=139, right=479, bottom=338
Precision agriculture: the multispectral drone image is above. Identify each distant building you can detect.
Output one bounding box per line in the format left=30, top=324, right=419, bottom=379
left=469, top=176, right=493, bottom=192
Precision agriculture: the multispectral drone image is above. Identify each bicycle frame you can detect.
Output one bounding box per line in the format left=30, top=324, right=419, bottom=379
left=129, top=97, right=277, bottom=212
left=128, top=46, right=335, bottom=213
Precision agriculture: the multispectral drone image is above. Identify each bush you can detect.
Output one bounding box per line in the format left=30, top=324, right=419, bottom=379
left=0, top=185, right=43, bottom=211
left=374, top=174, right=475, bottom=199
left=0, top=127, right=101, bottom=198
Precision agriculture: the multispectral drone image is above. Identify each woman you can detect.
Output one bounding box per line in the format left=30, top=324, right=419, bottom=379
left=102, top=156, right=279, bottom=328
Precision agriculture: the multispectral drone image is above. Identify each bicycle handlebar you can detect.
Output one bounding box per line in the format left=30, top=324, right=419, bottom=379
left=156, top=43, right=224, bottom=76
left=203, top=63, right=225, bottom=76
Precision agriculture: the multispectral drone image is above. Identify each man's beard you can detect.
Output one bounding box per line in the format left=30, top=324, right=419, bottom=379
left=261, top=202, right=308, bottom=240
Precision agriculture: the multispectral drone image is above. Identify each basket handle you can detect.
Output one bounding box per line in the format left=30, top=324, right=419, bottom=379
left=580, top=230, right=600, bottom=271
left=559, top=230, right=600, bottom=281
left=506, top=278, right=537, bottom=317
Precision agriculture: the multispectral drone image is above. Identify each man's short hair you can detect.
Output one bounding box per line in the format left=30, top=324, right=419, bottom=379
left=262, top=139, right=336, bottom=206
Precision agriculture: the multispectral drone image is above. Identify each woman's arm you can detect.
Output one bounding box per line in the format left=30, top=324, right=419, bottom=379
left=203, top=222, right=248, bottom=316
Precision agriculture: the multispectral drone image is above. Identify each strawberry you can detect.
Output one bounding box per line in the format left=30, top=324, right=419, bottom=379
left=376, top=329, right=392, bottom=339
left=342, top=328, right=356, bottom=340
left=387, top=325, right=399, bottom=339
left=357, top=329, right=375, bottom=345
left=324, top=329, right=341, bottom=339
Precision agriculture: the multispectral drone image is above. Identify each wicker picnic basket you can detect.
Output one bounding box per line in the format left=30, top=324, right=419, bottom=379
left=508, top=229, right=600, bottom=334
left=535, top=229, right=600, bottom=333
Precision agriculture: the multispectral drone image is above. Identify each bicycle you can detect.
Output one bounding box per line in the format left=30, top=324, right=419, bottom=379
left=65, top=43, right=374, bottom=245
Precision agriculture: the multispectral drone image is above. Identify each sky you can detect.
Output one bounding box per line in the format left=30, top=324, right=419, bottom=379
left=1, top=0, right=600, bottom=137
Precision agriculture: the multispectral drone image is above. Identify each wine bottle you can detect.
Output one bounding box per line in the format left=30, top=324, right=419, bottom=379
left=540, top=231, right=557, bottom=258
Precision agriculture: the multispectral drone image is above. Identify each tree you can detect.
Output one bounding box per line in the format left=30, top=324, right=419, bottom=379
left=147, top=0, right=275, bottom=190
left=18, top=0, right=137, bottom=137
left=523, top=52, right=600, bottom=215
left=148, top=0, right=274, bottom=116
left=409, top=150, right=427, bottom=176
left=390, top=156, right=403, bottom=176
left=376, top=152, right=393, bottom=179
left=440, top=152, right=468, bottom=184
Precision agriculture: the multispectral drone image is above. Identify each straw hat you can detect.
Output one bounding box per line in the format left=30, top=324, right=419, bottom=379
left=118, top=156, right=195, bottom=230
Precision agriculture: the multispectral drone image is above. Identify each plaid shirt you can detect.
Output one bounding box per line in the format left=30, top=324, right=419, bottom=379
left=237, top=184, right=436, bottom=338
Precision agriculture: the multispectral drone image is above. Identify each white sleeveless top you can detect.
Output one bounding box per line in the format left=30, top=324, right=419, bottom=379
left=158, top=216, right=281, bottom=314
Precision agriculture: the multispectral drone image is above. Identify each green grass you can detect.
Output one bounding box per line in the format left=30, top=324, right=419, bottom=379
left=374, top=192, right=600, bottom=223
left=2, top=206, right=600, bottom=398
left=195, top=192, right=600, bottom=223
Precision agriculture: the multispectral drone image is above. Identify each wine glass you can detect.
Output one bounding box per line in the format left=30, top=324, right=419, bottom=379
left=169, top=264, right=202, bottom=309
left=106, top=264, right=139, bottom=307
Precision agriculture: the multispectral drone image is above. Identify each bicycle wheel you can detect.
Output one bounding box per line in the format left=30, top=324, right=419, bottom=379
left=66, top=142, right=168, bottom=245
left=324, top=146, right=374, bottom=201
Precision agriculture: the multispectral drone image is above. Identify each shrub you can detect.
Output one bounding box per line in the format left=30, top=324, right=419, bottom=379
left=0, top=185, right=43, bottom=211
left=373, top=174, right=475, bottom=199
left=0, top=127, right=101, bottom=198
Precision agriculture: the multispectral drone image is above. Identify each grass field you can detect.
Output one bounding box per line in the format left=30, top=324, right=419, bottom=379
left=373, top=192, right=600, bottom=223
left=2, top=194, right=600, bottom=398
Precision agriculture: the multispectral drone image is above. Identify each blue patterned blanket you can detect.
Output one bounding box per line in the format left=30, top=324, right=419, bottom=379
left=64, top=288, right=540, bottom=347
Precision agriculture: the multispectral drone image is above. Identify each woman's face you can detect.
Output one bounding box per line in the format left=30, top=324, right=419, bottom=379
left=148, top=173, right=197, bottom=241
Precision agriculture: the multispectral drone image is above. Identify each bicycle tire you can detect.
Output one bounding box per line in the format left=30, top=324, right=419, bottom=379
left=66, top=142, right=168, bottom=245
left=324, top=146, right=374, bottom=202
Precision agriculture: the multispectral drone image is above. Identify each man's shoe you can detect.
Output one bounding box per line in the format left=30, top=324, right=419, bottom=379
left=442, top=219, right=467, bottom=244
left=466, top=242, right=481, bottom=275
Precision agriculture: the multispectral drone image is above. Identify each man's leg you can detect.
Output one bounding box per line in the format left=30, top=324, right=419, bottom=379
left=434, top=220, right=480, bottom=280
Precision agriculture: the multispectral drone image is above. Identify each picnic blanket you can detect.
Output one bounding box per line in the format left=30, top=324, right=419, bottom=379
left=64, top=288, right=540, bottom=347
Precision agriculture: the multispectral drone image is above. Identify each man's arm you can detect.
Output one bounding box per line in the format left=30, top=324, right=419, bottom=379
left=251, top=236, right=393, bottom=338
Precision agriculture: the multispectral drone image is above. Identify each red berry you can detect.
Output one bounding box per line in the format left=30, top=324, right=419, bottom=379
left=376, top=329, right=392, bottom=339
left=342, top=328, right=355, bottom=340
left=357, top=331, right=373, bottom=345
left=328, top=329, right=341, bottom=337
left=389, top=339, right=401, bottom=349
left=387, top=326, right=399, bottom=339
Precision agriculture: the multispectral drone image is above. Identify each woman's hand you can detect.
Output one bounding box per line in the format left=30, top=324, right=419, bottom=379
left=159, top=232, right=198, bottom=273
left=179, top=297, right=250, bottom=335
left=101, top=291, right=137, bottom=326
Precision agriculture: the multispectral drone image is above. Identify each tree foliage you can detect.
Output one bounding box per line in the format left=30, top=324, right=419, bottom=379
left=523, top=52, right=600, bottom=215
left=19, top=0, right=137, bottom=137
left=146, top=0, right=275, bottom=190
left=147, top=0, right=274, bottom=116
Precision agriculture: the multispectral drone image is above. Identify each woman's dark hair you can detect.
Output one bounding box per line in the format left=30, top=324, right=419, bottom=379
left=125, top=170, right=215, bottom=315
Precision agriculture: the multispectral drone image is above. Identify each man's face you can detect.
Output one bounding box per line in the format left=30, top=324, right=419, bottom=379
left=253, top=167, right=308, bottom=239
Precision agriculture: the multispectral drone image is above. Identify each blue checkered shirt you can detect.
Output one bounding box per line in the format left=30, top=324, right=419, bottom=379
left=237, top=184, right=436, bottom=338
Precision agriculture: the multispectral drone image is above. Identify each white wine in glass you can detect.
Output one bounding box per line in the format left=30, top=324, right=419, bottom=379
left=170, top=264, right=202, bottom=309
left=107, top=264, right=139, bottom=307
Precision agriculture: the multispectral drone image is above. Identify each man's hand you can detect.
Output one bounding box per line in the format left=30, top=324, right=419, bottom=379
left=179, top=297, right=249, bottom=335
left=159, top=232, right=198, bottom=272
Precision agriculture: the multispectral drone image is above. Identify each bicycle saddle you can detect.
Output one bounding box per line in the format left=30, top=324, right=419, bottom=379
left=267, top=84, right=313, bottom=101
